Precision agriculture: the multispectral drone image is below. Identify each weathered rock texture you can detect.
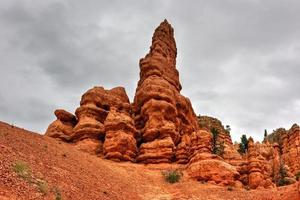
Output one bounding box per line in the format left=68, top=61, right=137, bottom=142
left=265, top=125, right=300, bottom=176
left=281, top=124, right=300, bottom=174
left=247, top=138, right=274, bottom=189
left=133, top=20, right=199, bottom=163
left=45, top=20, right=300, bottom=189
left=198, top=116, right=232, bottom=146
left=45, top=109, right=77, bottom=141
left=187, top=152, right=240, bottom=186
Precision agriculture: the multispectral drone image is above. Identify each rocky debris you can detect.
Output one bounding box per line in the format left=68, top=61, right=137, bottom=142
left=3, top=121, right=300, bottom=200
left=133, top=20, right=199, bottom=163
left=74, top=138, right=103, bottom=155
left=187, top=153, right=239, bottom=186
left=45, top=109, right=76, bottom=141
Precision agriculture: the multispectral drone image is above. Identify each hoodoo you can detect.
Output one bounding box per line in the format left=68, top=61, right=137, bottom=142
left=45, top=20, right=300, bottom=189
left=132, top=19, right=200, bottom=163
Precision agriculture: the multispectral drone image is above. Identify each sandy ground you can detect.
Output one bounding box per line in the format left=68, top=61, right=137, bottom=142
left=0, top=121, right=299, bottom=200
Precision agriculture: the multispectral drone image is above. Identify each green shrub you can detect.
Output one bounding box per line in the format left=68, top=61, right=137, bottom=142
left=54, top=188, right=62, bottom=200
left=12, top=160, right=31, bottom=180
left=238, top=135, right=248, bottom=154
left=277, top=164, right=294, bottom=186
left=36, top=180, right=48, bottom=195
left=227, top=186, right=233, bottom=191
left=295, top=171, right=300, bottom=181
left=162, top=170, right=182, bottom=184
left=278, top=178, right=290, bottom=186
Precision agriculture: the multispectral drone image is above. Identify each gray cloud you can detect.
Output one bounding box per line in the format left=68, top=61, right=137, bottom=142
left=0, top=0, right=299, bottom=142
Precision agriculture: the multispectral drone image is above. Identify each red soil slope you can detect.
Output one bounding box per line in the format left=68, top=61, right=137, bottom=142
left=0, top=121, right=299, bottom=200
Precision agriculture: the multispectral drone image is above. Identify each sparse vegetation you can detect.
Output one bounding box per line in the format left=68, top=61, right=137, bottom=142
left=264, top=129, right=268, bottom=140
left=54, top=188, right=62, bottom=200
left=225, top=125, right=231, bottom=134
left=277, top=163, right=290, bottom=186
left=227, top=186, right=233, bottom=191
left=36, top=180, right=48, bottom=195
left=296, top=171, right=300, bottom=181
left=211, top=128, right=225, bottom=156
left=162, top=170, right=182, bottom=183
left=12, top=160, right=32, bottom=180
left=264, top=128, right=285, bottom=153
left=244, top=186, right=250, bottom=191
left=238, top=134, right=248, bottom=154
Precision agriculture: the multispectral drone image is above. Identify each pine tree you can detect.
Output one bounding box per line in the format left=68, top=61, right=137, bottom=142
left=238, top=134, right=248, bottom=154
left=264, top=129, right=268, bottom=140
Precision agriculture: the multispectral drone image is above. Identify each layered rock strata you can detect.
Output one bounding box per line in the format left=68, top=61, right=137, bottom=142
left=45, top=109, right=77, bottom=141
left=132, top=20, right=199, bottom=163
left=281, top=124, right=300, bottom=174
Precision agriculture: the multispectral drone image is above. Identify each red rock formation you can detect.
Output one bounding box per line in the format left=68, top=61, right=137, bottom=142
left=247, top=138, right=264, bottom=189
left=45, top=109, right=77, bottom=141
left=133, top=20, right=199, bottom=163
left=247, top=138, right=276, bottom=189
left=189, top=130, right=212, bottom=156
left=265, top=125, right=300, bottom=176
left=187, top=152, right=239, bottom=186
left=72, top=86, right=130, bottom=141
left=103, top=108, right=138, bottom=161
left=282, top=124, right=300, bottom=175
left=44, top=20, right=300, bottom=190
left=197, top=116, right=233, bottom=146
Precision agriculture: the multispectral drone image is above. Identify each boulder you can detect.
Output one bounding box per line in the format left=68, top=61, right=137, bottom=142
left=45, top=109, right=76, bottom=141
left=187, top=153, right=239, bottom=186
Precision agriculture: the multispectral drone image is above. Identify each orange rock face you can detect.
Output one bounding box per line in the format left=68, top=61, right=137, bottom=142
left=103, top=108, right=138, bottom=161
left=45, top=109, right=77, bottom=141
left=72, top=86, right=130, bottom=142
left=187, top=153, right=239, bottom=186
left=282, top=124, right=300, bottom=175
left=198, top=116, right=232, bottom=146
left=133, top=20, right=199, bottom=163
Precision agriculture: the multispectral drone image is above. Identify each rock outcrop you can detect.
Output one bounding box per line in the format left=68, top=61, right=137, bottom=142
left=133, top=20, right=199, bottom=163
left=45, top=109, right=77, bottom=141
left=197, top=116, right=232, bottom=146
left=281, top=124, right=300, bottom=175
left=247, top=138, right=270, bottom=189
left=187, top=153, right=239, bottom=186
left=264, top=125, right=300, bottom=176
left=103, top=109, right=138, bottom=161
left=45, top=19, right=300, bottom=190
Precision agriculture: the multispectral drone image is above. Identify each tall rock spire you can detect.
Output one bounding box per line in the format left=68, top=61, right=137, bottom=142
left=137, top=20, right=182, bottom=92
left=150, top=19, right=177, bottom=66
left=133, top=20, right=199, bottom=163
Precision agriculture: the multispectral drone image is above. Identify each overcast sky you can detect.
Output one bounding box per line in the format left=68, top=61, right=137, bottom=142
left=1, top=0, right=299, bottom=142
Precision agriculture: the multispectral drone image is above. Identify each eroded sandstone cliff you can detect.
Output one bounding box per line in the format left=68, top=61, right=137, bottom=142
left=45, top=20, right=300, bottom=189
